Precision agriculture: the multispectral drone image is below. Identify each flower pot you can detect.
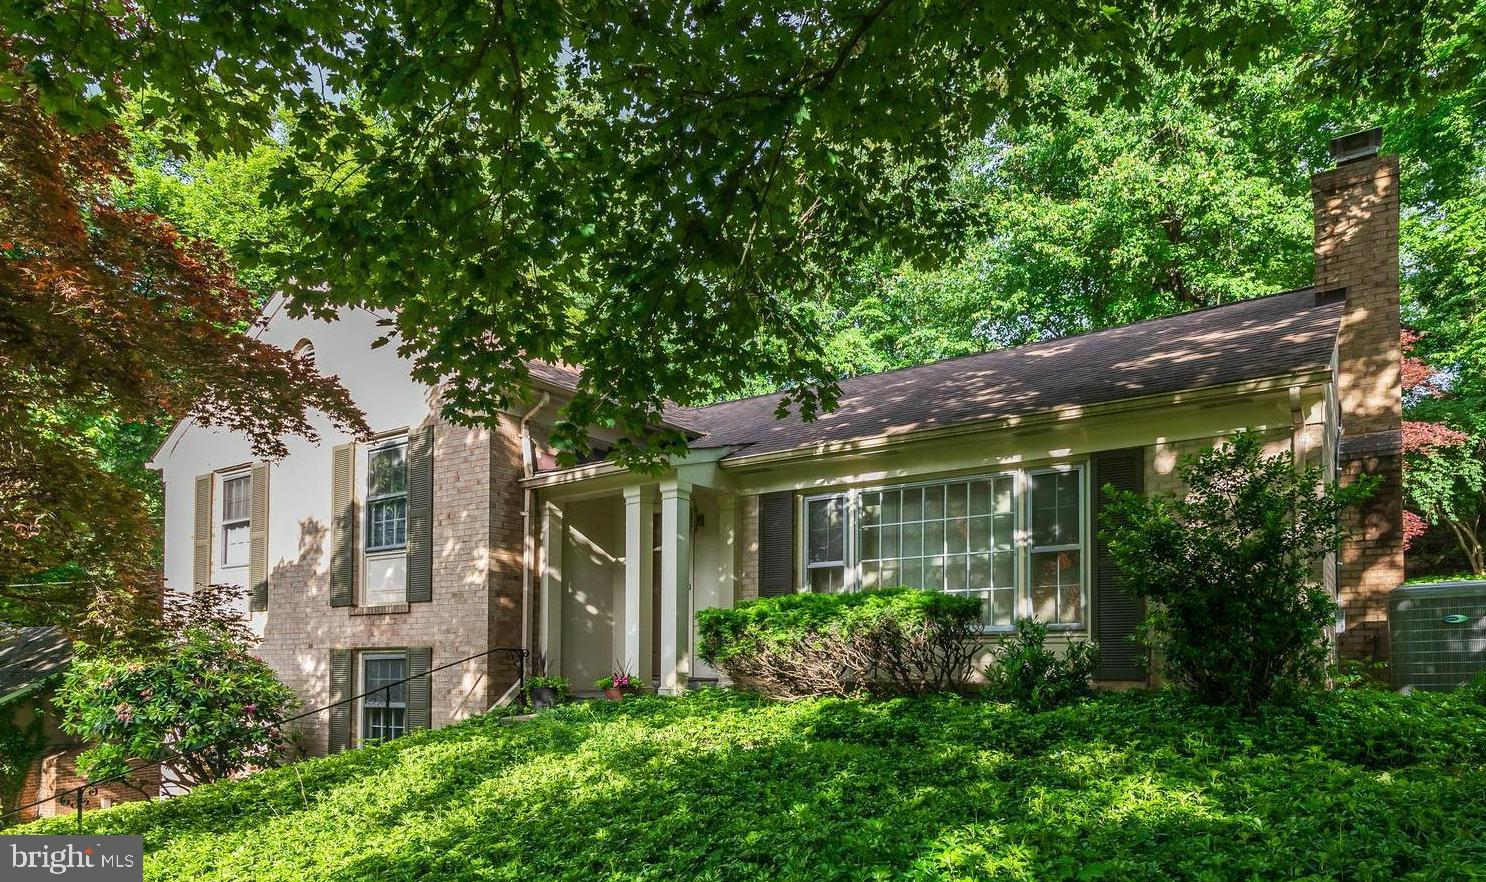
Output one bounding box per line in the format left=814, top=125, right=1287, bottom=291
left=529, top=686, right=557, bottom=709
left=603, top=687, right=624, bottom=701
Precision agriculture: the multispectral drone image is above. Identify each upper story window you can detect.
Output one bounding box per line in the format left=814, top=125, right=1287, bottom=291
left=365, top=440, right=408, bottom=552
left=800, top=465, right=1085, bottom=629
left=293, top=338, right=316, bottom=367
left=220, top=473, right=251, bottom=569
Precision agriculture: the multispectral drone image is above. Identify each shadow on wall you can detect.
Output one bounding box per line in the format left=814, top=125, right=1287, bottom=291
left=262, top=517, right=330, bottom=754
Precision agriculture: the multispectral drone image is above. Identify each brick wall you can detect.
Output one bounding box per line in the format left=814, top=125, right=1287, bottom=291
left=1313, top=151, right=1405, bottom=660
left=255, top=408, right=525, bottom=755
left=486, top=412, right=526, bottom=693
left=737, top=494, right=760, bottom=601
left=15, top=747, right=160, bottom=823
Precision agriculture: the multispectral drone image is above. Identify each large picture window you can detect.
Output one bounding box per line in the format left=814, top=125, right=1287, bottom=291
left=799, top=466, right=1085, bottom=629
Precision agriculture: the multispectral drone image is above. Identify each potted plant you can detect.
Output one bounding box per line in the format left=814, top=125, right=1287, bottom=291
left=595, top=666, right=641, bottom=701
left=525, top=675, right=569, bottom=709
left=522, top=650, right=568, bottom=709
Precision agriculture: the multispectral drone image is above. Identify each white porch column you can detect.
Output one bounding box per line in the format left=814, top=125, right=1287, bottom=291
left=538, top=500, right=564, bottom=673
left=623, top=486, right=655, bottom=683
left=659, top=480, right=693, bottom=694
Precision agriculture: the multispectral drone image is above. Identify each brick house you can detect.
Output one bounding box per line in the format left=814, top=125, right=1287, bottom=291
left=1, top=627, right=160, bottom=823
left=151, top=130, right=1403, bottom=750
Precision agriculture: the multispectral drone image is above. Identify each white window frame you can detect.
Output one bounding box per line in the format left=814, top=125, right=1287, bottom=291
left=795, top=462, right=1089, bottom=631
left=1024, top=464, right=1089, bottom=630
left=364, top=437, right=410, bottom=553
left=358, top=651, right=408, bottom=746
left=799, top=492, right=853, bottom=593
left=218, top=470, right=252, bottom=570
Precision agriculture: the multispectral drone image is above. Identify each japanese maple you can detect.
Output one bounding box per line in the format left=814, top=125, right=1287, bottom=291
left=0, top=73, right=367, bottom=630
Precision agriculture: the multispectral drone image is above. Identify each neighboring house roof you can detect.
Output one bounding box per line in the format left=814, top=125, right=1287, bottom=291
left=0, top=626, right=72, bottom=708
left=680, top=287, right=1343, bottom=459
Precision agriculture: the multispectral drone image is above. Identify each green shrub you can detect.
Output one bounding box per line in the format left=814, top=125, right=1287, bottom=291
left=1101, top=430, right=1374, bottom=711
left=982, top=618, right=1098, bottom=710
left=55, top=586, right=298, bottom=788
left=696, top=587, right=981, bottom=698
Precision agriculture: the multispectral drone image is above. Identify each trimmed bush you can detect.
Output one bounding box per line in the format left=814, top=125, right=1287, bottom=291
left=696, top=587, right=981, bottom=698
left=983, top=618, right=1098, bottom=710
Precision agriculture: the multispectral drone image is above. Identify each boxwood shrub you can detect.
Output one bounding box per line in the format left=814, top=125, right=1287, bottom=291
left=696, top=587, right=981, bottom=698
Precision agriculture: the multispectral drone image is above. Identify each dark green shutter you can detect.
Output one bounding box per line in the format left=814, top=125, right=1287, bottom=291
left=328, top=649, right=353, bottom=753
left=330, top=442, right=356, bottom=608
left=757, top=491, right=795, bottom=597
left=406, top=426, right=434, bottom=603
left=248, top=462, right=270, bottom=611
left=1093, top=447, right=1148, bottom=681
left=405, top=647, right=432, bottom=732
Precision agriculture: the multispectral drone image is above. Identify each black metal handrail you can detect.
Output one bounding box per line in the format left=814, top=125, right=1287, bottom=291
left=1, top=645, right=528, bottom=831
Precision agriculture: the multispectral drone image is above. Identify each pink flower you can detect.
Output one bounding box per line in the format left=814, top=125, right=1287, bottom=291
left=114, top=702, right=133, bottom=723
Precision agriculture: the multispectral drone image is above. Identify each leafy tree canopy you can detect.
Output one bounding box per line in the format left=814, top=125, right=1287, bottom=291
left=2, top=0, right=1349, bottom=467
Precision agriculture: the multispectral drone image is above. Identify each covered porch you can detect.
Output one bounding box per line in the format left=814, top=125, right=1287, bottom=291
left=528, top=457, right=740, bottom=695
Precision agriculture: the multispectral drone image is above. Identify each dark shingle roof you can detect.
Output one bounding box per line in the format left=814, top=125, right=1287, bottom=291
left=683, top=288, right=1342, bottom=458
left=0, top=626, right=71, bottom=706
left=524, top=360, right=707, bottom=434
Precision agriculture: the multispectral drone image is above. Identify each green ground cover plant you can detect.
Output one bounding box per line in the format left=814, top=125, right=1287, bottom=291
left=12, top=689, right=1486, bottom=881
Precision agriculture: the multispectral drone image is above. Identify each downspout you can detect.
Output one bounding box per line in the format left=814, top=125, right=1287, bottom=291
left=518, top=392, right=550, bottom=676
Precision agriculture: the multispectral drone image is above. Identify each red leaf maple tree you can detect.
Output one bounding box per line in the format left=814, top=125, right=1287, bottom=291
left=0, top=76, right=367, bottom=632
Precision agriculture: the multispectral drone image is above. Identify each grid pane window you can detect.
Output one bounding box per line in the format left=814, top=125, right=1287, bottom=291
left=365, top=442, right=408, bottom=551
left=857, top=477, right=1017, bottom=626
left=362, top=655, right=407, bottom=743
left=1029, top=470, right=1084, bottom=625
left=804, top=495, right=847, bottom=592
left=221, top=474, right=251, bottom=568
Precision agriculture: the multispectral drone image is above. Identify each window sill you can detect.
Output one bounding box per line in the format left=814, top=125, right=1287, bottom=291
left=350, top=602, right=410, bottom=616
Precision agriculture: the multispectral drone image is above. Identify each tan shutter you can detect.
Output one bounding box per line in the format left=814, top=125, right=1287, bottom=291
left=330, top=442, right=357, bottom=608
left=193, top=474, right=214, bottom=588
left=406, top=426, right=434, bottom=603
left=328, top=649, right=353, bottom=753
left=248, top=462, right=271, bottom=612
left=405, top=647, right=432, bottom=732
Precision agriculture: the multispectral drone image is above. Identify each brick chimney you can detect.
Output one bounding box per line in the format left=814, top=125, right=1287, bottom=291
left=1311, top=126, right=1404, bottom=660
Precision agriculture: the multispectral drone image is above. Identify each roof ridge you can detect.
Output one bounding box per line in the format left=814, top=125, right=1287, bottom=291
left=690, top=285, right=1325, bottom=414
